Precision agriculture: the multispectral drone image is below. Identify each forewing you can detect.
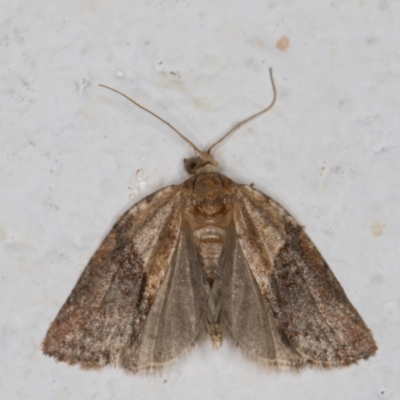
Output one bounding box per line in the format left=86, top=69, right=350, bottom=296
left=232, top=185, right=377, bottom=368
left=120, top=220, right=209, bottom=373
left=42, top=185, right=182, bottom=369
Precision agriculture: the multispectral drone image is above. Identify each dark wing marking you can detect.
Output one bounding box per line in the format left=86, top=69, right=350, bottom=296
left=232, top=185, right=377, bottom=369
left=42, top=185, right=182, bottom=369
left=121, top=220, right=209, bottom=372
left=212, top=221, right=301, bottom=367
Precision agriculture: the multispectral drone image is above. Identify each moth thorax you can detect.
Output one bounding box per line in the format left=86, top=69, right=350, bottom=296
left=186, top=174, right=234, bottom=285
left=192, top=174, right=229, bottom=216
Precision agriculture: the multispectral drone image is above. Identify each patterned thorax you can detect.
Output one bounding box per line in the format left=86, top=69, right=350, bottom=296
left=182, top=173, right=236, bottom=285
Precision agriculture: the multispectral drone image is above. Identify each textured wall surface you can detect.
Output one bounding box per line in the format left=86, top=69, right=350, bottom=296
left=1, top=1, right=399, bottom=399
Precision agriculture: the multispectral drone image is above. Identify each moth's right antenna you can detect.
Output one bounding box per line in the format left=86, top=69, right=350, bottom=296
left=207, top=68, right=277, bottom=154
left=99, top=84, right=202, bottom=155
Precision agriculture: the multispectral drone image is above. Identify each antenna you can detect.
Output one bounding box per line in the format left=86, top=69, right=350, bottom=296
left=99, top=67, right=277, bottom=158
left=207, top=68, right=277, bottom=154
left=98, top=84, right=202, bottom=155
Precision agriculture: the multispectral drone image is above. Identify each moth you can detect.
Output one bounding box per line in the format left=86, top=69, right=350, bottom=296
left=42, top=69, right=377, bottom=373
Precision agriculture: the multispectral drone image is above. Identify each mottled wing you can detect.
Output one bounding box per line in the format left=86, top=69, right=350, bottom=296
left=43, top=185, right=185, bottom=369
left=227, top=185, right=377, bottom=369
left=120, top=220, right=209, bottom=372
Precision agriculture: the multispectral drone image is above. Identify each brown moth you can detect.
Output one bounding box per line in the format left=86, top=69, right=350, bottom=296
left=42, top=69, right=377, bottom=373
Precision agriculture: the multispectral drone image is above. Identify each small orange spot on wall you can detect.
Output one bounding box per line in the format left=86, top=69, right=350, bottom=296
left=276, top=36, right=290, bottom=51
left=371, top=221, right=385, bottom=237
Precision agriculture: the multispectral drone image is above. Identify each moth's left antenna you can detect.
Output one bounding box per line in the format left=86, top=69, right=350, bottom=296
left=99, top=84, right=202, bottom=155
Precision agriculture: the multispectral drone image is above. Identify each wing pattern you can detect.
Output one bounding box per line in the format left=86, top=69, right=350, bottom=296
left=228, top=185, right=377, bottom=368
left=43, top=176, right=376, bottom=372
left=43, top=185, right=185, bottom=369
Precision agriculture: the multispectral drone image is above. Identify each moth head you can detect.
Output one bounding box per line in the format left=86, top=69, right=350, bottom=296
left=184, top=151, right=218, bottom=175
left=99, top=68, right=276, bottom=176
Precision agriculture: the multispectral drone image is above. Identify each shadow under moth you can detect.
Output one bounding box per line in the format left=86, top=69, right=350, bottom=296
left=42, top=69, right=377, bottom=373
